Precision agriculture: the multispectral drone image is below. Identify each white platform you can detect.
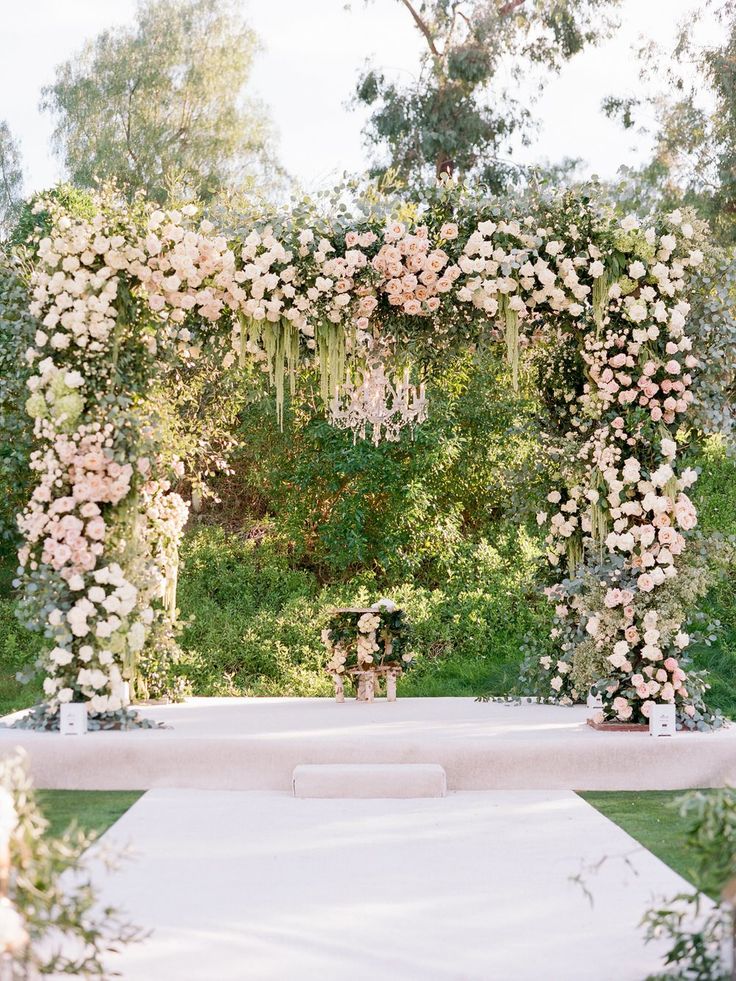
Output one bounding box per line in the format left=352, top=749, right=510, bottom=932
left=2, top=697, right=734, bottom=791
left=93, top=788, right=708, bottom=981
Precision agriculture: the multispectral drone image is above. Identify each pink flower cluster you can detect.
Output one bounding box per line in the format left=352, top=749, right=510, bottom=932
left=584, top=323, right=697, bottom=425
left=372, top=222, right=460, bottom=317
left=19, top=427, right=132, bottom=578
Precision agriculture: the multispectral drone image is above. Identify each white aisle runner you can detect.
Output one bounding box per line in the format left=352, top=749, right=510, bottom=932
left=93, top=789, right=700, bottom=981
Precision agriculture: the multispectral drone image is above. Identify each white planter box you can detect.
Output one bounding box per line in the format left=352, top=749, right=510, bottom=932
left=649, top=703, right=676, bottom=737
left=60, top=703, right=88, bottom=735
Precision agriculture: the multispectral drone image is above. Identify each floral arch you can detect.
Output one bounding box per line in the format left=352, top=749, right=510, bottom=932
left=11, top=182, right=719, bottom=730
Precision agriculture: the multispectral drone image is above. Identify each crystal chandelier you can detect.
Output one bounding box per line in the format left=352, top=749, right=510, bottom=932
left=329, top=349, right=428, bottom=446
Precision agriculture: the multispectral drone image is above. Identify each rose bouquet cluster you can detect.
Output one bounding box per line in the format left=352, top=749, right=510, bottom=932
left=322, top=605, right=413, bottom=677
left=372, top=221, right=460, bottom=317
left=228, top=226, right=306, bottom=353
left=535, top=538, right=722, bottom=729
left=18, top=424, right=132, bottom=580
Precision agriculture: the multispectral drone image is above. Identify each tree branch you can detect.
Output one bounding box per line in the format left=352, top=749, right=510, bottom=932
left=498, top=0, right=526, bottom=16
left=125, top=78, right=141, bottom=167
left=399, top=0, right=439, bottom=57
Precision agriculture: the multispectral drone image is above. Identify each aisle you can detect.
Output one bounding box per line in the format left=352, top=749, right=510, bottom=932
left=92, top=788, right=700, bottom=981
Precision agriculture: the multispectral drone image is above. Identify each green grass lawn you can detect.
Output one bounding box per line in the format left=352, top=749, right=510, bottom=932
left=37, top=790, right=143, bottom=840
left=579, top=790, right=718, bottom=896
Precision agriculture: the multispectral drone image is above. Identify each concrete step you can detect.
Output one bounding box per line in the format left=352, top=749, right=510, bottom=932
left=292, top=763, right=447, bottom=799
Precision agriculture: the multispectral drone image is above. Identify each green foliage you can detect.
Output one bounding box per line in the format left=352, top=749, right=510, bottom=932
left=214, top=353, right=545, bottom=582
left=3, top=751, right=146, bottom=976
left=689, top=440, right=736, bottom=719
left=605, top=4, right=736, bottom=246
left=0, top=595, right=44, bottom=718
left=0, top=257, right=37, bottom=545
left=41, top=0, right=280, bottom=203
left=642, top=896, right=729, bottom=981
left=640, top=786, right=736, bottom=980
left=0, top=120, right=23, bottom=238
left=173, top=521, right=545, bottom=697
left=355, top=0, right=620, bottom=184
left=675, top=787, right=736, bottom=897
left=583, top=787, right=736, bottom=979
left=686, top=251, right=736, bottom=447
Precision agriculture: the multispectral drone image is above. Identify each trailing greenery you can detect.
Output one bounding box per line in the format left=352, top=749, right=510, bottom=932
left=2, top=751, right=145, bottom=976
left=581, top=787, right=736, bottom=980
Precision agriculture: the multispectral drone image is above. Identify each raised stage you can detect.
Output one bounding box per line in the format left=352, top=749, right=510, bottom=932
left=1, top=697, right=734, bottom=791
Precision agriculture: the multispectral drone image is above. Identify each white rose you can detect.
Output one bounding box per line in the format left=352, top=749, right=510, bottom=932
left=49, top=647, right=73, bottom=666
left=660, top=438, right=677, bottom=460
left=0, top=902, right=28, bottom=955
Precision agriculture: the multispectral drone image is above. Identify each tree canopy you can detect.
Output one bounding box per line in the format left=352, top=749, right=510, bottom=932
left=41, top=0, right=280, bottom=203
left=354, top=0, right=621, bottom=187
left=0, top=120, right=23, bottom=238
left=604, top=1, right=736, bottom=244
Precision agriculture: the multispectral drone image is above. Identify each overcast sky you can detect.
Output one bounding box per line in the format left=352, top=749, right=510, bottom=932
left=0, top=0, right=723, bottom=195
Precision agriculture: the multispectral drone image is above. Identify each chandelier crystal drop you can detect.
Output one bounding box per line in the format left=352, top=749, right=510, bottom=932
left=329, top=351, right=428, bottom=446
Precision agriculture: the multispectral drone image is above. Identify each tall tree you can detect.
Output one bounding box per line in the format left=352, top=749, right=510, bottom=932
left=354, top=0, right=621, bottom=187
left=41, top=0, right=280, bottom=203
left=0, top=121, right=23, bottom=238
left=603, top=2, right=736, bottom=243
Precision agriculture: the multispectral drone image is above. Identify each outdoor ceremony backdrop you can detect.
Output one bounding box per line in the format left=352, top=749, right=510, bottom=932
left=0, top=0, right=735, bottom=719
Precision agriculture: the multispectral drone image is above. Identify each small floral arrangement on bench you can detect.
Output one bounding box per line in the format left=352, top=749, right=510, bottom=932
left=322, top=600, right=413, bottom=701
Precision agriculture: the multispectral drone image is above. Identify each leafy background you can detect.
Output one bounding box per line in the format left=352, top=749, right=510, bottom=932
left=2, top=350, right=733, bottom=717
